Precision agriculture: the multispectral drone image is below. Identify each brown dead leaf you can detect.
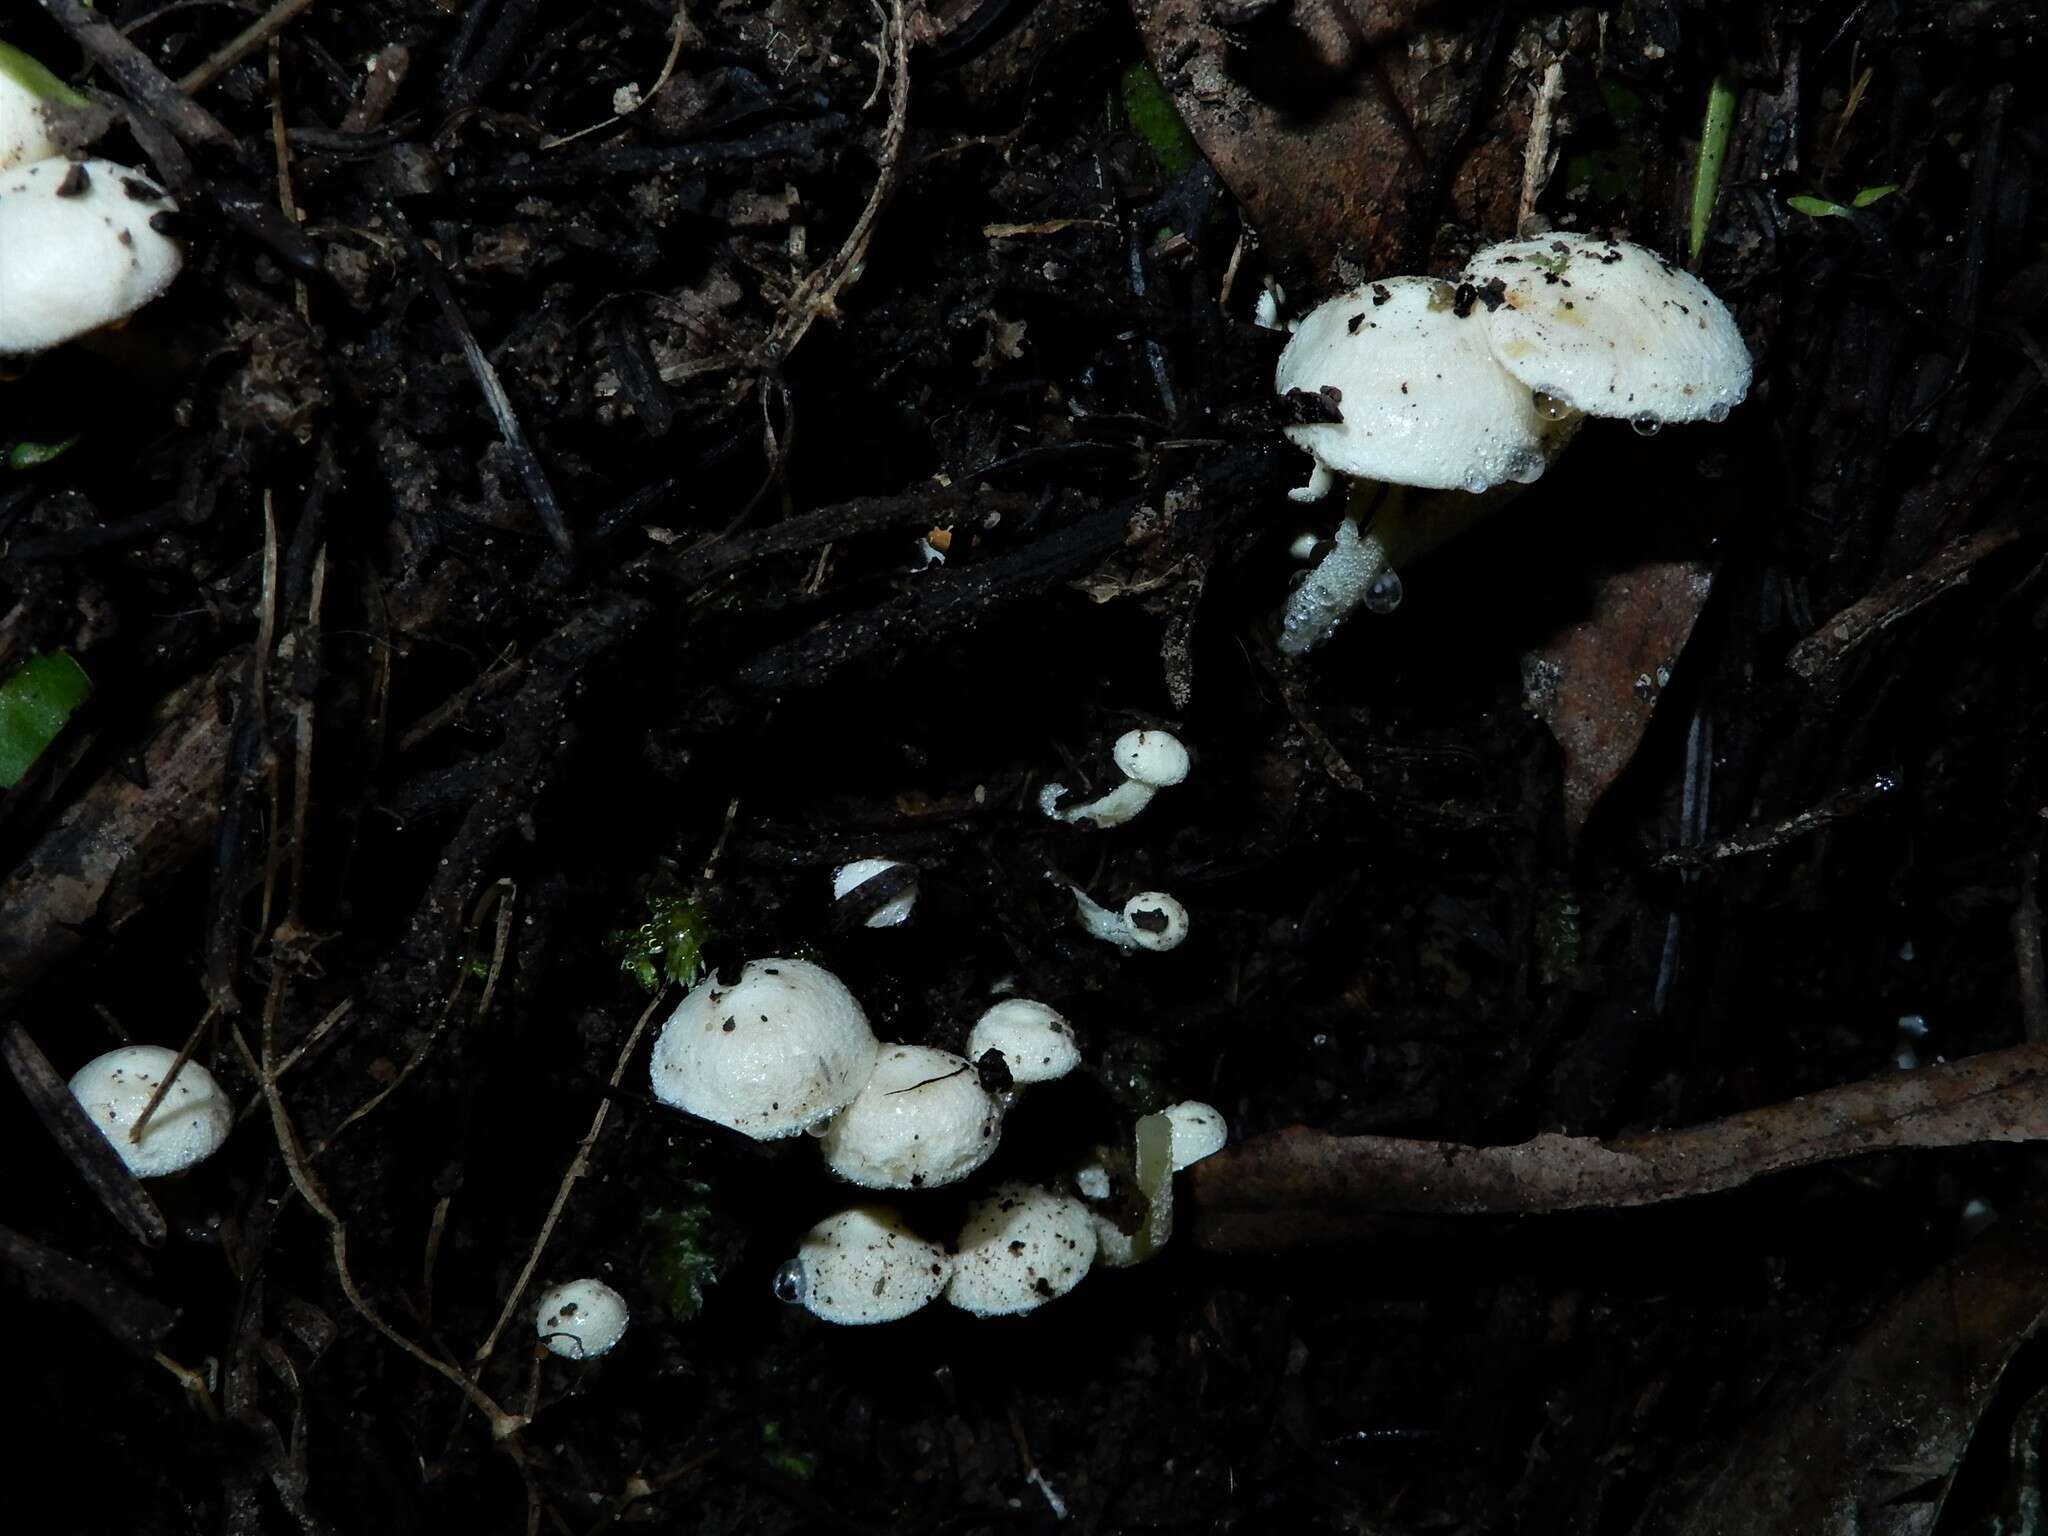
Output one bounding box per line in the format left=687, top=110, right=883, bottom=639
left=1521, top=559, right=1714, bottom=837
left=1131, top=0, right=1561, bottom=284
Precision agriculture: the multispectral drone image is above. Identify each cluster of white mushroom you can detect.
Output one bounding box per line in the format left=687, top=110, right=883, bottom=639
left=1272, top=236, right=1752, bottom=651
left=0, top=44, right=185, bottom=357
left=635, top=955, right=1221, bottom=1322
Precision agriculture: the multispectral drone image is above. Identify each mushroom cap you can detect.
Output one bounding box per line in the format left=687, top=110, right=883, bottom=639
left=1162, top=1101, right=1228, bottom=1170
left=0, top=63, right=61, bottom=172
left=68, top=1045, right=231, bottom=1178
left=1461, top=236, right=1751, bottom=424
left=831, top=858, right=918, bottom=928
left=1273, top=275, right=1568, bottom=494
left=650, top=958, right=880, bottom=1139
left=819, top=1043, right=1002, bottom=1189
left=967, top=999, right=1081, bottom=1086
left=1120, top=891, right=1190, bottom=952
left=793, top=1206, right=952, bottom=1325
left=1112, top=729, right=1190, bottom=789
left=946, top=1183, right=1097, bottom=1317
left=0, top=158, right=184, bottom=355
left=534, top=1278, right=629, bottom=1359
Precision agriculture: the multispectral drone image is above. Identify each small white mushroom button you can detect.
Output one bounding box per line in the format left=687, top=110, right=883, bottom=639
left=534, top=1279, right=629, bottom=1359
left=777, top=1206, right=952, bottom=1325
left=68, top=1045, right=231, bottom=1178
left=818, top=1044, right=1002, bottom=1190
left=1063, top=882, right=1190, bottom=952
left=0, top=158, right=185, bottom=356
left=1161, top=1101, right=1227, bottom=1170
left=831, top=858, right=918, bottom=927
left=966, top=999, right=1080, bottom=1086
left=649, top=958, right=880, bottom=1139
left=1040, top=728, right=1191, bottom=828
left=946, top=1183, right=1097, bottom=1317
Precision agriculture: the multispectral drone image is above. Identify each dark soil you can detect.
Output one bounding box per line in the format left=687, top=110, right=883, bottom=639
left=4, top=1, right=2047, bottom=1533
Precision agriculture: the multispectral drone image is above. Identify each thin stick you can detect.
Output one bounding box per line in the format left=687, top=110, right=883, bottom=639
left=1191, top=1043, right=2048, bottom=1251
left=1654, top=768, right=1899, bottom=870
left=128, top=1001, right=221, bottom=1146
left=179, top=0, right=319, bottom=96
left=1788, top=524, right=2022, bottom=680
left=38, top=0, right=235, bottom=147
left=473, top=987, right=669, bottom=1365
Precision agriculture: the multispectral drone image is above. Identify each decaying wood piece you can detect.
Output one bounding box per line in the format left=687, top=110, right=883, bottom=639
left=0, top=658, right=241, bottom=1009
left=1190, top=1044, right=2048, bottom=1251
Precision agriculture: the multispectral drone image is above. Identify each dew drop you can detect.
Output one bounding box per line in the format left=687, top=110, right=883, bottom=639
left=1362, top=569, right=1404, bottom=615
left=1706, top=401, right=1731, bottom=423
left=1631, top=414, right=1663, bottom=437
left=1532, top=390, right=1573, bottom=421
left=772, top=1258, right=808, bottom=1305
left=1462, top=470, right=1492, bottom=494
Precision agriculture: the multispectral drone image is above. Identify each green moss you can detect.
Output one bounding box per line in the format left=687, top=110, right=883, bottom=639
left=1119, top=63, right=1198, bottom=178
left=643, top=1182, right=723, bottom=1321
left=607, top=892, right=709, bottom=992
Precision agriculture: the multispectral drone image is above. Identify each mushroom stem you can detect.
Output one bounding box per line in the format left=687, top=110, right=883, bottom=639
left=1279, top=478, right=1537, bottom=655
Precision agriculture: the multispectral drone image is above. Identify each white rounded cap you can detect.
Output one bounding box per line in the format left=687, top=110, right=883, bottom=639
left=0, top=58, right=62, bottom=171
left=1120, top=892, right=1190, bottom=952
left=650, top=958, right=880, bottom=1139
left=0, top=158, right=184, bottom=355
left=534, top=1278, right=629, bottom=1359
left=1461, top=236, right=1751, bottom=424
left=946, top=1183, right=1097, bottom=1317
left=967, top=1000, right=1080, bottom=1085
left=1274, top=275, right=1567, bottom=496
left=1162, top=1101, right=1227, bottom=1170
left=831, top=858, right=918, bottom=928
left=788, top=1206, right=952, bottom=1325
left=68, top=1045, right=230, bottom=1178
left=818, top=1043, right=1001, bottom=1189
left=1111, top=730, right=1190, bottom=789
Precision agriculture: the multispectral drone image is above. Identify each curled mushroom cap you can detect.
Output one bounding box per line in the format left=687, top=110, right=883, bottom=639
left=782, top=1206, right=952, bottom=1325
left=68, top=1045, right=231, bottom=1178
left=967, top=999, right=1081, bottom=1086
left=0, top=159, right=184, bottom=356
left=650, top=958, right=880, bottom=1139
left=1274, top=275, right=1570, bottom=500
left=1162, top=1101, right=1228, bottom=1170
left=1111, top=730, right=1190, bottom=789
left=534, top=1278, right=630, bottom=1359
left=832, top=858, right=918, bottom=928
left=1120, top=891, right=1190, bottom=952
left=1460, top=236, right=1751, bottom=425
left=947, top=1183, right=1097, bottom=1317
left=819, top=1043, right=1002, bottom=1189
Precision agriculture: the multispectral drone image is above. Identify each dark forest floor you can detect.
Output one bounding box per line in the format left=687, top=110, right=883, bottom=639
left=4, top=1, right=2048, bottom=1532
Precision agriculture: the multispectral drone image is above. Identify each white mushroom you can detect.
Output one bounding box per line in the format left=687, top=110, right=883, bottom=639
left=68, top=1045, right=231, bottom=1178
left=779, top=1206, right=952, bottom=1325
left=831, top=858, right=918, bottom=928
left=1274, top=275, right=1570, bottom=502
left=534, top=1278, right=630, bottom=1359
left=1162, top=1101, right=1228, bottom=1169
left=1063, top=881, right=1190, bottom=953
left=0, top=42, right=76, bottom=171
left=0, top=158, right=184, bottom=356
left=967, top=999, right=1080, bottom=1086
left=946, top=1183, right=1097, bottom=1317
left=649, top=958, right=880, bottom=1139
left=818, top=1043, right=1002, bottom=1189
left=1039, top=729, right=1192, bottom=828
left=1460, top=236, right=1752, bottom=426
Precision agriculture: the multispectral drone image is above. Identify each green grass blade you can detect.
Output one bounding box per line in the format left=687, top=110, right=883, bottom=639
left=1688, top=75, right=1738, bottom=267
left=0, top=652, right=93, bottom=788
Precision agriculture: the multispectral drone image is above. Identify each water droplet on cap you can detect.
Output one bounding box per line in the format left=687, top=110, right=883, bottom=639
left=1706, top=401, right=1731, bottom=423
left=1533, top=391, right=1573, bottom=421
left=772, top=1258, right=808, bottom=1305
left=1631, top=414, right=1663, bottom=437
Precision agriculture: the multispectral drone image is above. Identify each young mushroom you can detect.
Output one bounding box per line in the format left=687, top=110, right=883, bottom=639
left=68, top=1045, right=232, bottom=1178
left=534, top=1278, right=630, bottom=1360
left=1062, top=881, right=1191, bottom=952
left=817, top=1043, right=1003, bottom=1189
left=775, top=1205, right=952, bottom=1325
left=0, top=42, right=83, bottom=171
left=1161, top=1101, right=1228, bottom=1170
left=1271, top=244, right=1748, bottom=653
left=1039, top=729, right=1191, bottom=829
left=649, top=958, right=880, bottom=1139
left=966, top=999, right=1080, bottom=1086
left=831, top=858, right=918, bottom=928
left=946, top=1183, right=1097, bottom=1317
left=0, top=158, right=185, bottom=357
